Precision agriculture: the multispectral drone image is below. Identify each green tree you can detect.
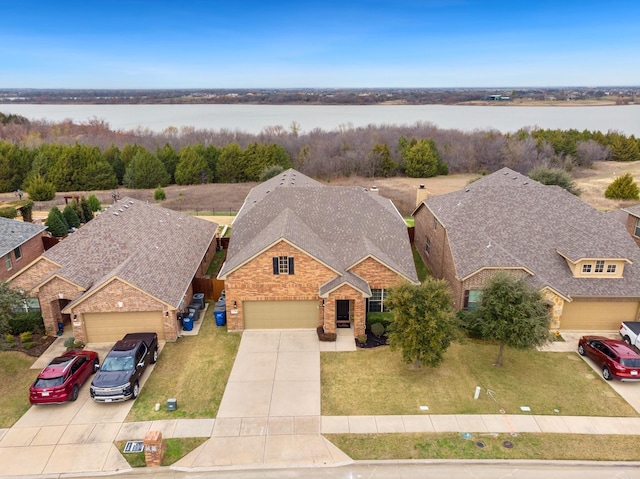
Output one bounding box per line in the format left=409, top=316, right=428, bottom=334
left=401, top=138, right=447, bottom=178
left=62, top=204, right=81, bottom=228
left=0, top=281, right=26, bottom=335
left=23, top=174, right=56, bottom=201
left=45, top=207, right=68, bottom=237
left=370, top=143, right=397, bottom=177
left=476, top=272, right=550, bottom=367
left=0, top=141, right=32, bottom=193
left=103, top=145, right=125, bottom=184
left=386, top=279, right=458, bottom=369
left=604, top=173, right=640, bottom=200
left=87, top=194, right=102, bottom=212
left=528, top=166, right=581, bottom=196
left=154, top=186, right=166, bottom=201
left=243, top=143, right=292, bottom=181
left=174, top=145, right=212, bottom=184
left=216, top=143, right=245, bottom=183
left=610, top=135, right=640, bottom=162
left=157, top=143, right=180, bottom=183
left=123, top=150, right=170, bottom=189
left=79, top=197, right=94, bottom=222
left=0, top=207, right=17, bottom=219
left=259, top=165, right=285, bottom=182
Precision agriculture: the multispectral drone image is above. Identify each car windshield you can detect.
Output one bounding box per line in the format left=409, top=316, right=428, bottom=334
left=620, top=358, right=640, bottom=368
left=34, top=377, right=64, bottom=388
left=100, top=355, right=134, bottom=372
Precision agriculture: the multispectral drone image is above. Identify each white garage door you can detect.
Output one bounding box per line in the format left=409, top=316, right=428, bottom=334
left=560, top=300, right=639, bottom=330
left=84, top=311, right=165, bottom=342
left=243, top=300, right=318, bottom=329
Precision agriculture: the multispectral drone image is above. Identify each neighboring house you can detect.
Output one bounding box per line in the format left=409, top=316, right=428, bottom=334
left=217, top=169, right=418, bottom=338
left=622, top=204, right=640, bottom=248
left=10, top=198, right=218, bottom=342
left=0, top=216, right=46, bottom=281
left=414, top=167, right=640, bottom=331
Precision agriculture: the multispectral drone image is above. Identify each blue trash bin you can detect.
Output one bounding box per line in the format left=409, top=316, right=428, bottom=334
left=214, top=309, right=226, bottom=326
left=182, top=314, right=194, bottom=331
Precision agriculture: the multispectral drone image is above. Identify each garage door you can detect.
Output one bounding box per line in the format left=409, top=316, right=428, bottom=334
left=243, top=300, right=318, bottom=329
left=560, top=300, right=639, bottom=330
left=84, top=311, right=165, bottom=342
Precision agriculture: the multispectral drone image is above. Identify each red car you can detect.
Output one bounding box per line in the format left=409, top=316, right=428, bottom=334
left=578, top=336, right=640, bottom=381
left=30, top=350, right=100, bottom=404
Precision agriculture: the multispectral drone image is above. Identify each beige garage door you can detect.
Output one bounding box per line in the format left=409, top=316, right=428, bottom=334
left=243, top=300, right=318, bottom=329
left=560, top=300, right=639, bottom=330
left=84, top=311, right=165, bottom=342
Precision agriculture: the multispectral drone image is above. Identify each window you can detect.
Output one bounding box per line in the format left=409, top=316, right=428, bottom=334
left=463, top=290, right=482, bottom=310
left=13, top=298, right=41, bottom=314
left=13, top=246, right=22, bottom=261
left=594, top=260, right=605, bottom=273
left=3, top=254, right=11, bottom=270
left=272, top=256, right=294, bottom=275
left=368, top=288, right=388, bottom=312
left=607, top=264, right=617, bottom=274
left=582, top=264, right=592, bottom=273
left=635, top=218, right=640, bottom=237
left=425, top=237, right=431, bottom=254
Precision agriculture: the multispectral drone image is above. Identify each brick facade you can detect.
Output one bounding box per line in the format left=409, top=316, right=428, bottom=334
left=1, top=234, right=45, bottom=281
left=10, top=257, right=59, bottom=292
left=225, top=241, right=407, bottom=337
left=625, top=214, right=640, bottom=248
left=37, top=277, right=85, bottom=336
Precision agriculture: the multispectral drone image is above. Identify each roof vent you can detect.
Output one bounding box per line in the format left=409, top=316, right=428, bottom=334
left=129, top=200, right=134, bottom=204
left=113, top=212, right=119, bottom=216
left=118, top=208, right=124, bottom=212
left=513, top=176, right=517, bottom=180
left=266, top=190, right=270, bottom=194
left=523, top=181, right=528, bottom=185
left=124, top=204, right=129, bottom=208
left=465, top=188, right=470, bottom=192
left=504, top=171, right=509, bottom=175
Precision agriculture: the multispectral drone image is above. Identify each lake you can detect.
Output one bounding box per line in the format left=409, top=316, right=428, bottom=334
left=0, top=103, right=638, bottom=136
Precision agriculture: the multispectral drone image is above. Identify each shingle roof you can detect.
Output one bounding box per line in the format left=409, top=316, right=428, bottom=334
left=422, top=167, right=640, bottom=299
left=0, top=217, right=45, bottom=257
left=219, top=171, right=418, bottom=285
left=43, top=198, right=217, bottom=308
left=623, top=203, right=640, bottom=219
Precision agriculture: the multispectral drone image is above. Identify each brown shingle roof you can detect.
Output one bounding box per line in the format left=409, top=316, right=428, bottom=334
left=422, top=167, right=640, bottom=299
left=220, top=171, right=418, bottom=285
left=44, top=198, right=217, bottom=307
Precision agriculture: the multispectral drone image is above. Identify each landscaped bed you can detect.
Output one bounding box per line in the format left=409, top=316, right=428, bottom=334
left=321, top=339, right=639, bottom=417
left=125, top=307, right=240, bottom=422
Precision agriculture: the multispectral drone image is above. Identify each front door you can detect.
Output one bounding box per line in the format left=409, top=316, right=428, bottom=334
left=336, top=300, right=350, bottom=327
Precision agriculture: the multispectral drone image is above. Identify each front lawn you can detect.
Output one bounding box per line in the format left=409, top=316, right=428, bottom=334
left=321, top=339, right=638, bottom=417
left=0, top=352, right=39, bottom=427
left=126, top=310, right=240, bottom=422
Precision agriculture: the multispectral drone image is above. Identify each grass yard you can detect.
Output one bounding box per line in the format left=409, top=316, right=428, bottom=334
left=321, top=339, right=638, bottom=417
left=0, top=352, right=39, bottom=428
left=412, top=246, right=429, bottom=282
left=327, top=433, right=640, bottom=461
left=115, top=438, right=207, bottom=467
left=205, top=248, right=227, bottom=277
left=126, top=310, right=240, bottom=422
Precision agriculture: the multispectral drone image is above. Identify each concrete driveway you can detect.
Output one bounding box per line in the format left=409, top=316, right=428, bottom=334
left=0, top=340, right=161, bottom=476
left=175, top=330, right=351, bottom=470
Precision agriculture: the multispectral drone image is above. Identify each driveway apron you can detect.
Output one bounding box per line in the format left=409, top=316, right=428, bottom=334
left=174, top=330, right=351, bottom=470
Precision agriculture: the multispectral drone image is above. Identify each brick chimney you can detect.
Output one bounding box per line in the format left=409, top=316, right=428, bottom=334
left=416, top=184, right=429, bottom=206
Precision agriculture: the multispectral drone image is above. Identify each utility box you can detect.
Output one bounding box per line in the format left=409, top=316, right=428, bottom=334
left=166, top=398, right=177, bottom=411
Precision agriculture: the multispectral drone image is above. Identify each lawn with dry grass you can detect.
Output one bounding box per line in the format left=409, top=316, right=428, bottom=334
left=125, top=310, right=240, bottom=422
left=327, top=432, right=640, bottom=461
left=0, top=352, right=39, bottom=427
left=321, top=339, right=638, bottom=417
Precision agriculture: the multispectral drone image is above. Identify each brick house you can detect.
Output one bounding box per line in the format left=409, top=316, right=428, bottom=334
left=10, top=198, right=217, bottom=342
left=622, top=204, right=640, bottom=248
left=414, top=167, right=640, bottom=330
left=0, top=216, right=46, bottom=281
left=217, top=169, right=418, bottom=338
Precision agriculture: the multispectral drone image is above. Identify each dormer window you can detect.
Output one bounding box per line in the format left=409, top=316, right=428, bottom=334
left=582, top=264, right=592, bottom=273
left=594, top=260, right=605, bottom=273
left=607, top=264, right=617, bottom=274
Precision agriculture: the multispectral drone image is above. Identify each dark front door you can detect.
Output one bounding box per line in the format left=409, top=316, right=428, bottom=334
left=336, top=300, right=350, bottom=324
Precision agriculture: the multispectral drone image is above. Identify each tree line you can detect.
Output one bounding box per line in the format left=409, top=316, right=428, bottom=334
left=0, top=113, right=638, bottom=197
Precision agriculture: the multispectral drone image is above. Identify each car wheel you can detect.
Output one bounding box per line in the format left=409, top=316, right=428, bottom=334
left=151, top=348, right=158, bottom=364
left=70, top=384, right=79, bottom=401
left=603, top=367, right=613, bottom=381
left=132, top=382, right=140, bottom=399
left=92, top=358, right=99, bottom=373
left=578, top=344, right=585, bottom=356
left=624, top=336, right=632, bottom=346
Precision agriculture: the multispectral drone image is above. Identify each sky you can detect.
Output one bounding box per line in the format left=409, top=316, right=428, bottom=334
left=1, top=0, right=638, bottom=89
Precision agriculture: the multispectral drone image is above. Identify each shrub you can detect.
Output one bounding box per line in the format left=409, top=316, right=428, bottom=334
left=366, top=312, right=393, bottom=331
left=62, top=204, right=81, bottom=228
left=21, top=341, right=35, bottom=350
left=4, top=334, right=16, bottom=345
left=23, top=174, right=56, bottom=201
left=605, top=173, right=640, bottom=200
left=19, top=331, right=33, bottom=343
left=45, top=207, right=68, bottom=237
left=154, top=186, right=166, bottom=201
left=0, top=206, right=18, bottom=219
left=64, top=337, right=85, bottom=350
left=457, top=309, right=483, bottom=339
left=356, top=334, right=368, bottom=345
left=316, top=325, right=337, bottom=342
left=528, top=166, right=581, bottom=196
left=260, top=165, right=285, bottom=182
left=87, top=194, right=102, bottom=212
left=9, top=312, right=44, bottom=334
left=370, top=322, right=385, bottom=338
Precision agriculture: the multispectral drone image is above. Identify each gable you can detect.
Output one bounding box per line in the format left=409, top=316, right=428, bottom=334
left=349, top=256, right=411, bottom=287
left=65, top=277, right=169, bottom=313
left=10, top=256, right=61, bottom=292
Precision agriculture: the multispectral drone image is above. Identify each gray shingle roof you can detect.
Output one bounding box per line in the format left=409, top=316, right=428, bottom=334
left=220, top=171, right=418, bottom=285
left=0, top=217, right=45, bottom=257
left=43, top=198, right=217, bottom=308
left=623, top=203, right=640, bottom=219
left=422, top=167, right=640, bottom=299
